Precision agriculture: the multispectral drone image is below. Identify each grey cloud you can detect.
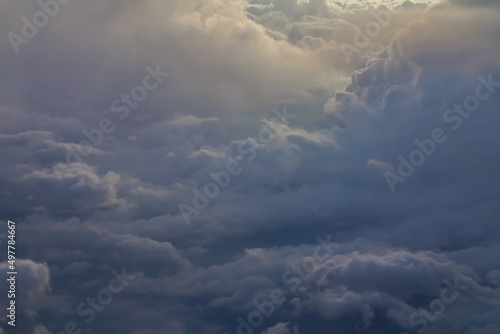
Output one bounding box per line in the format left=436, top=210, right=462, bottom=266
left=2, top=0, right=500, bottom=333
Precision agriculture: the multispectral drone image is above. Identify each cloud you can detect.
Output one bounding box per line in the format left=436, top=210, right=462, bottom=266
left=1, top=0, right=500, bottom=333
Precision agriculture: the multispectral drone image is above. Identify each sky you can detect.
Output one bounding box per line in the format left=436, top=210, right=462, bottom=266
left=1, top=0, right=500, bottom=333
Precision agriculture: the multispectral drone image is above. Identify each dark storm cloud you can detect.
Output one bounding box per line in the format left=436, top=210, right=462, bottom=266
left=1, top=0, right=500, bottom=333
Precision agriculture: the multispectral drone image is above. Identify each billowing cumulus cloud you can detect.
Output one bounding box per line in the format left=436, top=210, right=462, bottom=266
left=1, top=0, right=499, bottom=333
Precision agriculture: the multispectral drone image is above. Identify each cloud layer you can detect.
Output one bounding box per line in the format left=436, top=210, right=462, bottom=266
left=1, top=0, right=500, bottom=333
